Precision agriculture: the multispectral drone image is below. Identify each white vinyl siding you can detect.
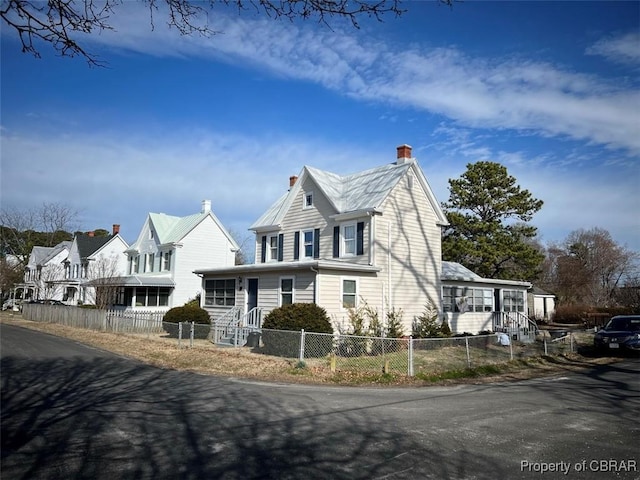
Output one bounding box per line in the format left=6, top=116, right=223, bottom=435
left=374, top=169, right=443, bottom=327
left=172, top=216, right=237, bottom=307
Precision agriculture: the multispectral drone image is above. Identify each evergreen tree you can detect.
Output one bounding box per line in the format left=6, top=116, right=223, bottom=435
left=442, top=161, right=544, bottom=280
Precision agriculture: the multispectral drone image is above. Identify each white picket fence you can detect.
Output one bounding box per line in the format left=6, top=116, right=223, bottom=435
left=21, top=303, right=167, bottom=334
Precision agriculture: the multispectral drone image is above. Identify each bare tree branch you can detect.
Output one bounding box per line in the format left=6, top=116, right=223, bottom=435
left=0, top=0, right=434, bottom=65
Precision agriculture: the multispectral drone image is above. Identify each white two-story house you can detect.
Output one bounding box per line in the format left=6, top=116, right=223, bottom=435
left=62, top=226, right=129, bottom=305
left=16, top=241, right=72, bottom=302
left=112, top=200, right=239, bottom=311
left=196, top=145, right=533, bottom=337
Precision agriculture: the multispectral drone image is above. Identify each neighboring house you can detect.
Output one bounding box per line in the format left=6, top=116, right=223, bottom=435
left=15, top=241, right=72, bottom=302
left=527, top=286, right=556, bottom=322
left=109, top=200, right=239, bottom=311
left=60, top=225, right=129, bottom=305
left=196, top=144, right=535, bottom=339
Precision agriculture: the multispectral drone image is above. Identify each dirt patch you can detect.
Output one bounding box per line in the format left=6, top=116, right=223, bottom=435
left=0, top=312, right=623, bottom=387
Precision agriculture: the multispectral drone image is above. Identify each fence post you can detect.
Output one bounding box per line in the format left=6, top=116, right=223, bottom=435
left=178, top=322, right=183, bottom=348
left=299, top=329, right=306, bottom=362
left=509, top=335, right=513, bottom=361
left=570, top=332, right=574, bottom=353
left=408, top=336, right=414, bottom=377
left=544, top=337, right=548, bottom=355
left=465, top=336, right=471, bottom=368
left=190, top=322, right=195, bottom=348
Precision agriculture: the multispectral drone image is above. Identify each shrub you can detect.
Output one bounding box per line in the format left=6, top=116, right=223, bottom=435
left=262, top=303, right=333, bottom=333
left=412, top=304, right=450, bottom=338
left=163, top=305, right=210, bottom=324
left=261, top=303, right=333, bottom=357
left=552, top=304, right=589, bottom=324
left=183, top=294, right=201, bottom=309
left=386, top=307, right=405, bottom=338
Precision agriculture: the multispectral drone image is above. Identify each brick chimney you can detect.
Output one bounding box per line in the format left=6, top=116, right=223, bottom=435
left=112, top=224, right=120, bottom=236
left=289, top=176, right=298, bottom=188
left=396, top=144, right=412, bottom=164
left=88, top=231, right=95, bottom=237
left=201, top=199, right=211, bottom=214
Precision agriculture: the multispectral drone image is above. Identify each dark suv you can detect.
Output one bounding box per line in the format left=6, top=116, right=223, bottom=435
left=593, top=315, right=640, bottom=354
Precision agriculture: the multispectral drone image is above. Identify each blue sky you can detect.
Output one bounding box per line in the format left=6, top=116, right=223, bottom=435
left=1, top=1, right=639, bottom=256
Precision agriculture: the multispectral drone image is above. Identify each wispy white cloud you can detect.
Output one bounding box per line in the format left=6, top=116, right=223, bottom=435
left=0, top=127, right=387, bottom=242
left=586, top=32, right=640, bottom=66
left=80, top=5, right=640, bottom=156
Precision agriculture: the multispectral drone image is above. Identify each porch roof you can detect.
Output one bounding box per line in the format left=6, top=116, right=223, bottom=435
left=83, top=275, right=176, bottom=287
left=441, top=261, right=531, bottom=288
left=195, top=260, right=380, bottom=276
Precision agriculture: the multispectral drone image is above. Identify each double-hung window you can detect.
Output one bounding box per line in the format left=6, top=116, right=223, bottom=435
left=269, top=236, right=279, bottom=262
left=280, top=277, right=294, bottom=306
left=333, top=222, right=365, bottom=258
left=261, top=234, right=283, bottom=262
left=303, top=230, right=314, bottom=258
left=342, top=278, right=357, bottom=309
left=342, top=224, right=356, bottom=256
left=294, top=229, right=319, bottom=260
left=162, top=251, right=172, bottom=271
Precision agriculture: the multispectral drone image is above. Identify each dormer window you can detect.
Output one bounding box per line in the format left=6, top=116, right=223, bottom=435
left=303, top=192, right=314, bottom=209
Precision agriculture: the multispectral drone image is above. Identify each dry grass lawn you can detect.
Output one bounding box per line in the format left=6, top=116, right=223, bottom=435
left=0, top=311, right=622, bottom=386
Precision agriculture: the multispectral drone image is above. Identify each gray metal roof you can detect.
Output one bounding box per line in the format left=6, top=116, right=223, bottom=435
left=442, top=261, right=531, bottom=288
left=29, top=241, right=71, bottom=266
left=129, top=209, right=240, bottom=251
left=251, top=160, right=440, bottom=230
left=84, top=275, right=175, bottom=287
left=441, top=261, right=483, bottom=281
left=308, top=162, right=412, bottom=212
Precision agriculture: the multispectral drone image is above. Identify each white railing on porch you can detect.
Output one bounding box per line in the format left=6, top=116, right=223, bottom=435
left=492, top=311, right=538, bottom=342
left=212, top=307, right=263, bottom=346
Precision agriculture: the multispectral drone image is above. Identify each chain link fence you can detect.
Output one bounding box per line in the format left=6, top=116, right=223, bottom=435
left=247, top=328, right=585, bottom=376
left=19, top=303, right=590, bottom=377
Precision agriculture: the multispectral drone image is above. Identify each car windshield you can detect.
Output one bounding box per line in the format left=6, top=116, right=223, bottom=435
left=605, top=318, right=640, bottom=332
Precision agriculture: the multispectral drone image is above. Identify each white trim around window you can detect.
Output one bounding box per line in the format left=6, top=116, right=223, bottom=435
left=268, top=235, right=279, bottom=262
left=279, top=276, right=295, bottom=306
left=302, top=229, right=314, bottom=259
left=342, top=223, right=356, bottom=257
left=341, top=277, right=358, bottom=310
left=303, top=191, right=314, bottom=209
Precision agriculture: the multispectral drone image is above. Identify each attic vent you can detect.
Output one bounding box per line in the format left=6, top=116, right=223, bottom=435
left=407, top=174, right=414, bottom=189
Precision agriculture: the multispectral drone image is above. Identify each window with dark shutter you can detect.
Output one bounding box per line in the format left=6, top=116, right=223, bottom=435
left=294, top=231, right=300, bottom=260
left=313, top=228, right=320, bottom=259
left=356, top=222, right=364, bottom=256
left=277, top=233, right=284, bottom=262
left=333, top=226, right=340, bottom=258
left=261, top=235, right=267, bottom=263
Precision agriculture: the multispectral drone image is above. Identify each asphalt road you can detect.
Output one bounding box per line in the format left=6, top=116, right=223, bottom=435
left=1, top=323, right=638, bottom=480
